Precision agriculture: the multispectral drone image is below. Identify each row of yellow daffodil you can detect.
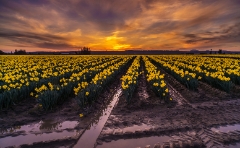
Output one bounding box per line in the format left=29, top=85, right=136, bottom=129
left=32, top=56, right=125, bottom=110
left=75, top=56, right=133, bottom=107
left=72, top=56, right=127, bottom=96
left=188, top=56, right=239, bottom=86
left=0, top=55, right=106, bottom=101
left=121, top=56, right=141, bottom=103
left=0, top=55, right=121, bottom=110
left=153, top=55, right=237, bottom=92
left=172, top=57, right=234, bottom=92
left=149, top=56, right=199, bottom=91
left=0, top=55, right=102, bottom=92
left=142, top=56, right=172, bottom=103
left=167, top=56, right=239, bottom=83
left=202, top=54, right=240, bottom=59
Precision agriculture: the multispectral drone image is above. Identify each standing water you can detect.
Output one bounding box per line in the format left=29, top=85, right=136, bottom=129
left=97, top=136, right=171, bottom=148
left=73, top=89, right=122, bottom=148
left=211, top=124, right=240, bottom=133
left=0, top=120, right=78, bottom=147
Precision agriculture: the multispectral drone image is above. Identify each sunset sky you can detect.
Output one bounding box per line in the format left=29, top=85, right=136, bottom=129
left=0, top=0, right=240, bottom=52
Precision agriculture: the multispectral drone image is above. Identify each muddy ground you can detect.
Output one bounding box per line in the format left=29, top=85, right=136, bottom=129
left=1, top=58, right=240, bottom=148
left=96, top=66, right=240, bottom=148
left=0, top=84, right=120, bottom=148
left=0, top=61, right=132, bottom=148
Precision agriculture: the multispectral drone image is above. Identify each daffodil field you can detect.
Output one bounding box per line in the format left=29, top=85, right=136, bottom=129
left=0, top=55, right=133, bottom=110
left=74, top=56, right=133, bottom=107
left=34, top=56, right=131, bottom=110
left=149, top=55, right=239, bottom=92
left=0, top=55, right=240, bottom=110
left=143, top=56, right=171, bottom=103
left=121, top=56, right=140, bottom=103
left=149, top=56, right=199, bottom=91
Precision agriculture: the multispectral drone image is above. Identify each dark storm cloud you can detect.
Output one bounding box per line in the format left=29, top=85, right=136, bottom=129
left=142, top=21, right=180, bottom=35
left=0, top=30, right=65, bottom=42
left=184, top=23, right=240, bottom=44
left=54, top=0, right=146, bottom=32
left=0, top=29, right=72, bottom=49
left=36, top=42, right=80, bottom=49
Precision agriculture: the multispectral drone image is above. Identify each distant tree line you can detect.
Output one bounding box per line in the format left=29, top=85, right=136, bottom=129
left=14, top=49, right=27, bottom=55
left=75, top=47, right=91, bottom=55
left=209, top=49, right=224, bottom=54
left=0, top=50, right=4, bottom=55
left=0, top=49, right=28, bottom=55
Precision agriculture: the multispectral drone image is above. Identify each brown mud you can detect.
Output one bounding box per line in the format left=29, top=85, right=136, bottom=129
left=95, top=65, right=240, bottom=148
left=0, top=60, right=133, bottom=148
left=0, top=85, right=120, bottom=148
left=1, top=57, right=240, bottom=148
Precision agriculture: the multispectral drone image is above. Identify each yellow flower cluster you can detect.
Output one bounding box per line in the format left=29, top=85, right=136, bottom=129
left=32, top=56, right=127, bottom=99
left=62, top=57, right=122, bottom=88
left=143, top=56, right=170, bottom=99
left=151, top=57, right=197, bottom=81
left=35, top=84, right=48, bottom=93
left=73, top=82, right=88, bottom=95
left=0, top=55, right=110, bottom=92
left=149, top=55, right=238, bottom=92
left=152, top=55, right=238, bottom=82
left=74, top=56, right=132, bottom=95
left=121, top=56, right=140, bottom=90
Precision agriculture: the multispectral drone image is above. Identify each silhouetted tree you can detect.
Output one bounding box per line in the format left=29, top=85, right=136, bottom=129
left=218, top=49, right=222, bottom=54
left=14, top=49, right=27, bottom=55
left=80, top=47, right=91, bottom=55
left=0, top=50, right=4, bottom=55
left=210, top=49, right=212, bottom=54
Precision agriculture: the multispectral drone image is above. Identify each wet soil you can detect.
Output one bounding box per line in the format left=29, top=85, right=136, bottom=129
left=95, top=65, right=240, bottom=148
left=159, top=67, right=240, bottom=103
left=0, top=60, right=133, bottom=148
left=0, top=85, right=120, bottom=132
left=0, top=86, right=119, bottom=148
left=74, top=89, right=122, bottom=148
left=1, top=57, right=240, bottom=148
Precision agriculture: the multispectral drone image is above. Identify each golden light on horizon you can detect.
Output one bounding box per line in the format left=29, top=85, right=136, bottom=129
left=113, top=44, right=130, bottom=50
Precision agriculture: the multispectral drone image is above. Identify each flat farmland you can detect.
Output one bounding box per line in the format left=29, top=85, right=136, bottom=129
left=1, top=55, right=240, bottom=148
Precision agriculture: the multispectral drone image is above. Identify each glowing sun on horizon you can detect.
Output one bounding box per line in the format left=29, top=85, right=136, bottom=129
left=113, top=44, right=130, bottom=50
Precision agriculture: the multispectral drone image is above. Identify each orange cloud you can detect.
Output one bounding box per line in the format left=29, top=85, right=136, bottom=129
left=0, top=0, right=240, bottom=51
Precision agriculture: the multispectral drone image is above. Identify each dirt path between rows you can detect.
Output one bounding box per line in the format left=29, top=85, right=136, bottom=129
left=1, top=57, right=240, bottom=148
left=95, top=64, right=240, bottom=148
left=0, top=59, right=134, bottom=148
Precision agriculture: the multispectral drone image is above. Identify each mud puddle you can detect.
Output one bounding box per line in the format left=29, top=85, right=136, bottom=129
left=0, top=120, right=78, bottom=147
left=228, top=142, right=240, bottom=148
left=167, top=83, right=190, bottom=106
left=211, top=124, right=240, bottom=133
left=2, top=120, right=78, bottom=134
left=122, top=123, right=153, bottom=133
left=97, top=136, right=171, bottom=148
left=0, top=130, right=76, bottom=147
left=73, top=88, right=122, bottom=148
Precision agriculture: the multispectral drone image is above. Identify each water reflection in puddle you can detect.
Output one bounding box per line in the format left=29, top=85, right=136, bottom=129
left=0, top=120, right=78, bottom=147
left=122, top=124, right=153, bottom=133
left=0, top=130, right=76, bottom=147
left=1, top=120, right=78, bottom=134
left=74, top=89, right=122, bottom=148
left=97, top=136, right=171, bottom=148
left=211, top=124, right=240, bottom=133
left=228, top=142, right=240, bottom=148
